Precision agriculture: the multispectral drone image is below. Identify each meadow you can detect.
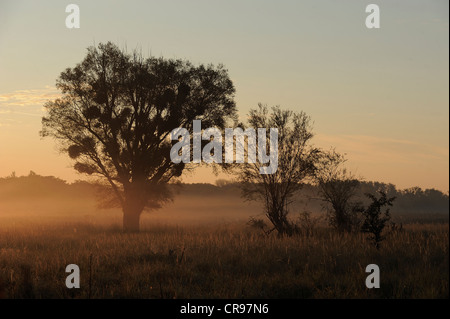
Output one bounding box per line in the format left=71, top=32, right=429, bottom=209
left=0, top=215, right=448, bottom=299
left=0, top=178, right=448, bottom=299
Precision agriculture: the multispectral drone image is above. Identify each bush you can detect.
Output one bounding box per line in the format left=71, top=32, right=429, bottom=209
left=360, top=191, right=396, bottom=249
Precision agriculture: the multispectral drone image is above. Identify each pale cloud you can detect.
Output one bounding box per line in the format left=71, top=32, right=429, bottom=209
left=315, top=134, right=448, bottom=165
left=0, top=86, right=60, bottom=107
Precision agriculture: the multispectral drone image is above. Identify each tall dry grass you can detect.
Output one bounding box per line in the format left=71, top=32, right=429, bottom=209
left=0, top=218, right=447, bottom=299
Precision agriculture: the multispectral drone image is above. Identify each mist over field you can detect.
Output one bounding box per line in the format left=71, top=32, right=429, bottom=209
left=0, top=172, right=448, bottom=299
left=0, top=174, right=258, bottom=227
left=0, top=173, right=448, bottom=227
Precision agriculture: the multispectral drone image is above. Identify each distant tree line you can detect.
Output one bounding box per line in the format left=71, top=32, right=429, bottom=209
left=1, top=172, right=448, bottom=216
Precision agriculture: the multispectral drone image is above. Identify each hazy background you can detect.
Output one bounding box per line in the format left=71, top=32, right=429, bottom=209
left=0, top=0, right=448, bottom=191
left=0, top=174, right=447, bottom=229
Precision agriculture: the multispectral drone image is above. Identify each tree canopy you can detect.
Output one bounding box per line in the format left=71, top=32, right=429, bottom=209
left=41, top=42, right=237, bottom=231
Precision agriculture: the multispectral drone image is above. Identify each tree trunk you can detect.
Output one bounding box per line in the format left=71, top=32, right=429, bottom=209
left=123, top=209, right=141, bottom=233
left=122, top=200, right=143, bottom=233
left=122, top=185, right=146, bottom=233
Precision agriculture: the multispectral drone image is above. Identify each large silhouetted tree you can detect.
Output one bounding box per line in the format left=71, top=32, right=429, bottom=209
left=41, top=42, right=236, bottom=232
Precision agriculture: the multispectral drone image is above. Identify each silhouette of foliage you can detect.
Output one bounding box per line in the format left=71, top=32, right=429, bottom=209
left=236, top=104, right=320, bottom=237
left=41, top=42, right=237, bottom=232
left=361, top=191, right=396, bottom=249
left=314, top=150, right=362, bottom=232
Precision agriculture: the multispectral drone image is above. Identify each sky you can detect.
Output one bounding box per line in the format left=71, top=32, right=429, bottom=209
left=0, top=0, right=448, bottom=191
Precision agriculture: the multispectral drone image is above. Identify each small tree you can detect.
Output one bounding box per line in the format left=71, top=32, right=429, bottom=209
left=236, top=104, right=320, bottom=236
left=361, top=191, right=396, bottom=249
left=315, top=150, right=362, bottom=232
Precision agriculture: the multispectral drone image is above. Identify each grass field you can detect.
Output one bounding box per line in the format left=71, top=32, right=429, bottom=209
left=0, top=215, right=448, bottom=299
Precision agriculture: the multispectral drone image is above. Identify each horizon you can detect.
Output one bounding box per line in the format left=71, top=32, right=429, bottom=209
left=1, top=170, right=448, bottom=194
